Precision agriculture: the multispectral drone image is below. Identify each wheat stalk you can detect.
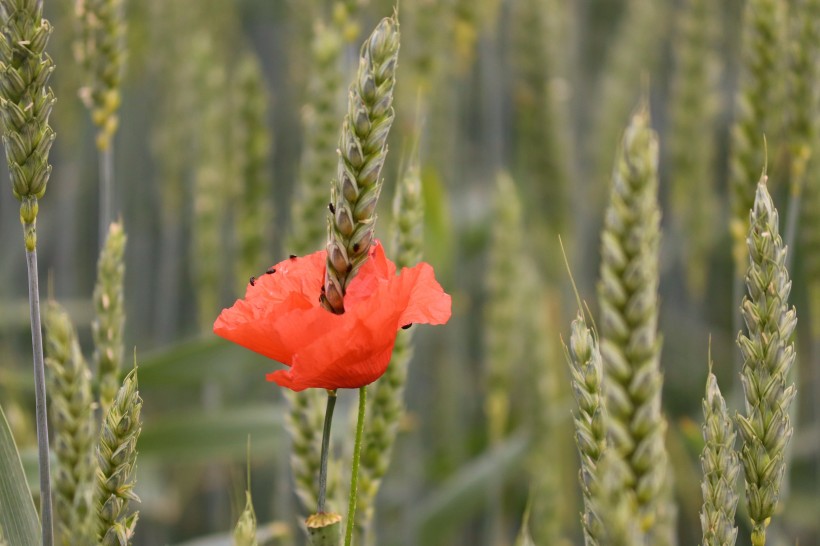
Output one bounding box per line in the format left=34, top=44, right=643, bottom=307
left=44, top=302, right=96, bottom=545
left=736, top=176, right=797, bottom=546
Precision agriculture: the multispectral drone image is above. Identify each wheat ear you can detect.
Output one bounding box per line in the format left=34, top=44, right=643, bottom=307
left=93, top=221, right=127, bottom=415
left=355, top=157, right=424, bottom=541
left=736, top=176, right=797, bottom=546
left=597, top=103, right=674, bottom=542
left=699, top=364, right=740, bottom=546
left=566, top=311, right=606, bottom=546
left=321, top=14, right=400, bottom=313
left=44, top=302, right=96, bottom=545
left=93, top=367, right=142, bottom=545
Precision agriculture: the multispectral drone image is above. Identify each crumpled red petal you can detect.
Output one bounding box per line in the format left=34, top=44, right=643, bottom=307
left=213, top=241, right=451, bottom=391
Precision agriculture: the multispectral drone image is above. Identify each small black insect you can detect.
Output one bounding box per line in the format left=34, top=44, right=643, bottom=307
left=266, top=267, right=276, bottom=275
left=328, top=202, right=336, bottom=214
left=401, top=323, right=413, bottom=330
left=346, top=263, right=353, bottom=273
left=289, top=254, right=297, bottom=260
left=249, top=276, right=256, bottom=286
left=352, top=243, right=360, bottom=253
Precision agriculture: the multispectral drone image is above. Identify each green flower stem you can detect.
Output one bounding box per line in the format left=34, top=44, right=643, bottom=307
left=318, top=390, right=338, bottom=514
left=345, top=386, right=367, bottom=546
left=26, top=247, right=54, bottom=546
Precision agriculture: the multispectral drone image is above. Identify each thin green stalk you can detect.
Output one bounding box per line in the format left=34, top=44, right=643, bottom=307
left=345, top=386, right=367, bottom=546
left=27, top=248, right=54, bottom=546
left=318, top=391, right=338, bottom=514
left=99, top=146, right=113, bottom=248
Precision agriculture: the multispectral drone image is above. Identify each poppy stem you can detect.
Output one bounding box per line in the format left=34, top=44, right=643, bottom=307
left=344, top=386, right=367, bottom=546
left=317, top=389, right=337, bottom=513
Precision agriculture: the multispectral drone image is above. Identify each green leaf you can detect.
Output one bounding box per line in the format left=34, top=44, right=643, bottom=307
left=407, top=434, right=529, bottom=542
left=0, top=404, right=39, bottom=546
left=138, top=404, right=284, bottom=461
left=138, top=336, right=266, bottom=388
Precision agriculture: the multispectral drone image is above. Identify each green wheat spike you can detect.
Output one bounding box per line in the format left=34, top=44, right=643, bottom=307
left=93, top=368, right=142, bottom=546
left=566, top=310, right=606, bottom=546
left=233, top=491, right=258, bottom=546
left=93, top=221, right=127, bottom=416
left=44, top=302, right=96, bottom=545
left=699, top=366, right=740, bottom=546
left=355, top=157, right=424, bottom=543
left=597, top=104, right=673, bottom=543
left=736, top=176, right=797, bottom=546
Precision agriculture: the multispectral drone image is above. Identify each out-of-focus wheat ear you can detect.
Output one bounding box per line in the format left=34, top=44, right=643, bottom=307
left=736, top=177, right=797, bottom=546
left=666, top=0, right=721, bottom=299
left=591, top=452, right=643, bottom=546
left=784, top=0, right=820, bottom=264
left=699, top=363, right=740, bottom=546
left=355, top=156, right=424, bottom=543
left=452, top=0, right=500, bottom=73
left=75, top=0, right=126, bottom=151
left=233, top=50, right=273, bottom=289
left=44, top=302, right=96, bottom=545
left=93, top=221, right=127, bottom=416
left=597, top=103, right=675, bottom=544
left=93, top=367, right=142, bottom=546
left=190, top=31, right=230, bottom=330
left=565, top=310, right=606, bottom=546
left=590, top=0, right=669, bottom=200
left=484, top=172, right=525, bottom=447
left=482, top=171, right=526, bottom=545
left=322, top=15, right=400, bottom=314
left=509, top=0, right=571, bottom=260
left=728, top=0, right=787, bottom=278
left=288, top=20, right=344, bottom=256
left=233, top=491, right=258, bottom=546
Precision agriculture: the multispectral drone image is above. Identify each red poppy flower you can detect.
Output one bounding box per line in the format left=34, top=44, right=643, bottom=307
left=213, top=241, right=451, bottom=391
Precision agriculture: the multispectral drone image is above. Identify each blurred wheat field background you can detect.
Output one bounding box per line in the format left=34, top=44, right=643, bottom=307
left=0, top=0, right=819, bottom=545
